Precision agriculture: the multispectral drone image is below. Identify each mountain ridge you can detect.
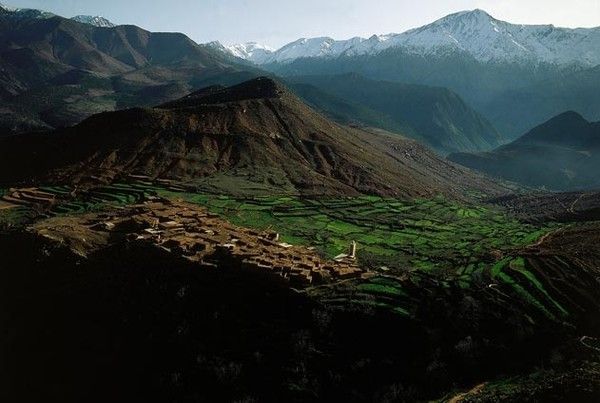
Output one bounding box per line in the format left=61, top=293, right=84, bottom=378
left=0, top=7, right=257, bottom=135
left=449, top=111, right=600, bottom=190
left=0, top=77, right=507, bottom=199
left=71, top=15, right=116, bottom=28
left=222, top=9, right=600, bottom=67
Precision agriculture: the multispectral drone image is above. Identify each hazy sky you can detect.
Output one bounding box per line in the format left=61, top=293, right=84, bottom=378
left=6, top=0, right=600, bottom=47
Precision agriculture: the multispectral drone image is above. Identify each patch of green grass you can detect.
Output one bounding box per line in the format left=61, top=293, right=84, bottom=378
left=491, top=258, right=511, bottom=278
left=357, top=283, right=406, bottom=297
left=518, top=269, right=569, bottom=317
left=497, top=272, right=557, bottom=321
left=391, top=307, right=410, bottom=317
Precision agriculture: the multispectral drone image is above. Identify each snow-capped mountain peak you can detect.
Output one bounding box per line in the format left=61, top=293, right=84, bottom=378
left=218, top=9, right=600, bottom=68
left=223, top=42, right=274, bottom=64
left=398, top=8, right=600, bottom=65
left=395, top=9, right=533, bottom=60
left=0, top=2, right=17, bottom=12
left=71, top=15, right=116, bottom=28
left=271, top=37, right=337, bottom=62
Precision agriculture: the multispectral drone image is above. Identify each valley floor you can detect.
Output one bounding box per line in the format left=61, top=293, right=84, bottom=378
left=1, top=182, right=599, bottom=402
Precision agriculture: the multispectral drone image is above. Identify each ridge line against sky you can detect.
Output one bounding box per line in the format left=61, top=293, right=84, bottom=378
left=5, top=0, right=600, bottom=47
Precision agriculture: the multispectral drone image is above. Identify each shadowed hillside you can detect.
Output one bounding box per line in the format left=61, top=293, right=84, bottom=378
left=285, top=73, right=503, bottom=155
left=0, top=77, right=507, bottom=198
left=449, top=112, right=600, bottom=191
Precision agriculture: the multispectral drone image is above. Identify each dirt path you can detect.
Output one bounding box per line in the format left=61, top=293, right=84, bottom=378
left=532, top=230, right=556, bottom=248
left=528, top=227, right=564, bottom=250
left=448, top=382, right=487, bottom=403
left=0, top=201, right=18, bottom=210
left=568, top=193, right=588, bottom=214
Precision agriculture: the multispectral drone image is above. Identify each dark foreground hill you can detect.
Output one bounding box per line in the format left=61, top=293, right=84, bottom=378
left=0, top=77, right=506, bottom=198
left=2, top=196, right=599, bottom=402
left=449, top=112, right=600, bottom=191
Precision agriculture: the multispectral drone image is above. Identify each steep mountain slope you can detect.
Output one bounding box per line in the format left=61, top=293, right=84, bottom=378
left=449, top=112, right=600, bottom=191
left=286, top=74, right=502, bottom=155
left=0, top=5, right=255, bottom=134
left=0, top=77, right=506, bottom=198
left=272, top=49, right=600, bottom=139
left=285, top=82, right=407, bottom=132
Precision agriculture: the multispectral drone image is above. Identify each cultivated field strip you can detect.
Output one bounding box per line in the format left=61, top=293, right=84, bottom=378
left=1, top=182, right=575, bottom=320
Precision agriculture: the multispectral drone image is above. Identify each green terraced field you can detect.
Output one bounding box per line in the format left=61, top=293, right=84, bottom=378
left=0, top=189, right=33, bottom=228
left=491, top=256, right=569, bottom=321
left=152, top=189, right=571, bottom=320
left=9, top=182, right=551, bottom=278
left=309, top=274, right=412, bottom=316
left=4, top=182, right=568, bottom=319
left=155, top=190, right=554, bottom=275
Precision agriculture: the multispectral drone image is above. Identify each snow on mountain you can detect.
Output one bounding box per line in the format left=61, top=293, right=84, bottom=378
left=0, top=2, right=16, bottom=11
left=225, top=42, right=274, bottom=64
left=224, top=9, right=600, bottom=67
left=0, top=2, right=55, bottom=19
left=71, top=15, right=116, bottom=28
left=206, top=41, right=275, bottom=63
left=0, top=4, right=114, bottom=27
left=387, top=9, right=600, bottom=66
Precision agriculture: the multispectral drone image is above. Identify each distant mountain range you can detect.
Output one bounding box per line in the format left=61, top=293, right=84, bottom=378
left=0, top=3, right=256, bottom=134
left=216, top=10, right=600, bottom=139
left=0, top=4, right=508, bottom=155
left=222, top=10, right=600, bottom=67
left=215, top=42, right=275, bottom=64
left=449, top=111, right=600, bottom=191
left=2, top=3, right=599, bottom=161
left=0, top=3, right=115, bottom=27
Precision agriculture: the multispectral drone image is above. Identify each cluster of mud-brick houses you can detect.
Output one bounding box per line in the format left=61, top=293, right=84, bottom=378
left=84, top=200, right=365, bottom=287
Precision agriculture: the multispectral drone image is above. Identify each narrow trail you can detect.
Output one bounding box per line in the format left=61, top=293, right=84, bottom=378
left=530, top=227, right=564, bottom=249
left=568, top=193, right=588, bottom=214
left=0, top=201, right=18, bottom=210
left=448, top=382, right=487, bottom=403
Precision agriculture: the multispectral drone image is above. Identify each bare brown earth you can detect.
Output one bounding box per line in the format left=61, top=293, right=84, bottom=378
left=0, top=77, right=509, bottom=199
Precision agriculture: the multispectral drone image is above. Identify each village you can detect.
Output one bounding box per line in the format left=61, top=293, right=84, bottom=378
left=30, top=198, right=367, bottom=288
